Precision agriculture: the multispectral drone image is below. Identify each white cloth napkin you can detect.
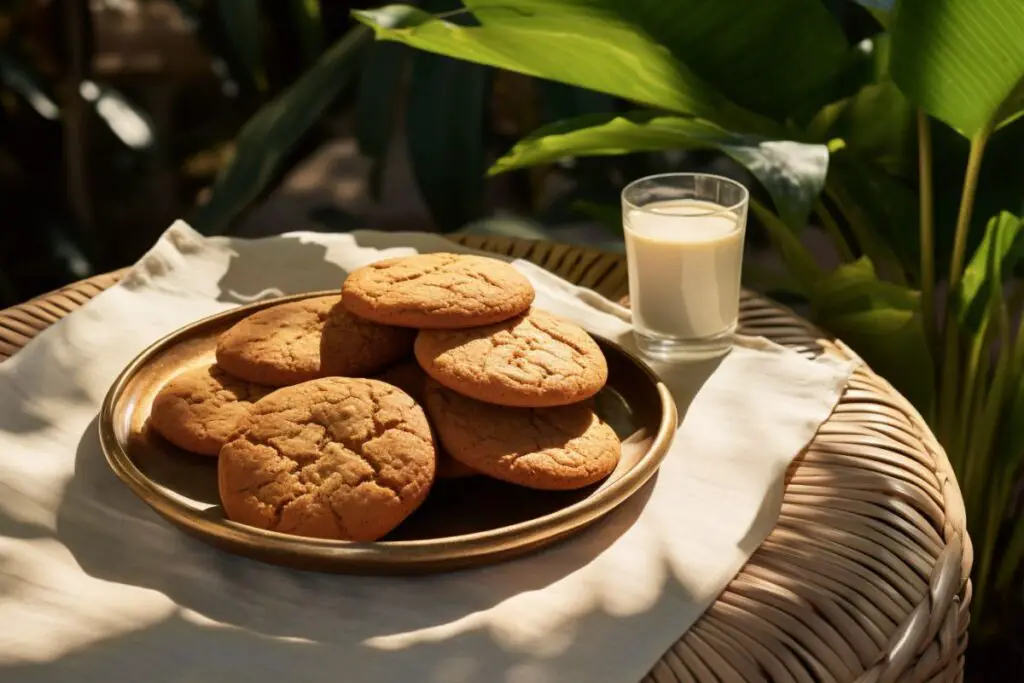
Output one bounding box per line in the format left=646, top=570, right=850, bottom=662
left=0, top=222, right=855, bottom=683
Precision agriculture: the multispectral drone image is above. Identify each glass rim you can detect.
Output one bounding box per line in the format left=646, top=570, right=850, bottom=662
left=621, top=172, right=750, bottom=216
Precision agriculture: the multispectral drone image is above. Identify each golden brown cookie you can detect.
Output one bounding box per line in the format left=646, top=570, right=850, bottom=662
left=375, top=362, right=477, bottom=479
left=149, top=364, right=271, bottom=456
left=341, top=253, right=535, bottom=328
left=424, top=381, right=620, bottom=490
left=415, top=308, right=608, bottom=407
left=218, top=377, right=435, bottom=541
left=216, top=295, right=413, bottom=387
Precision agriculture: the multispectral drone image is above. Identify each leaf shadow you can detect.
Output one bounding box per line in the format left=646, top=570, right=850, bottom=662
left=213, top=237, right=351, bottom=304
left=41, top=417, right=677, bottom=673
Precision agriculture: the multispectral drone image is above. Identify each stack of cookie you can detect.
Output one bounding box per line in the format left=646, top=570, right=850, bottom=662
left=148, top=253, right=620, bottom=543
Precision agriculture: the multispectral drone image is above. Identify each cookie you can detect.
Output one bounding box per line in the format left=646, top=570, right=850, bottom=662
left=150, top=364, right=271, bottom=456
left=216, top=295, right=413, bottom=387
left=424, top=381, right=620, bottom=490
left=375, top=362, right=477, bottom=479
left=218, top=377, right=435, bottom=541
left=341, top=253, right=535, bottom=328
left=415, top=308, right=608, bottom=407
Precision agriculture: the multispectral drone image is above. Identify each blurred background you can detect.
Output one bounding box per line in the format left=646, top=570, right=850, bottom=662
left=1, top=0, right=860, bottom=306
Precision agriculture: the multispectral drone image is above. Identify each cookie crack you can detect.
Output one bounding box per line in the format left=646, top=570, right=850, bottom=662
left=364, top=258, right=459, bottom=291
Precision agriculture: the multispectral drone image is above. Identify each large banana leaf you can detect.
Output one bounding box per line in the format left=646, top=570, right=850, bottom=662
left=489, top=112, right=828, bottom=233
left=352, top=4, right=773, bottom=134
left=811, top=256, right=933, bottom=411
left=890, top=0, right=1024, bottom=137
left=465, top=0, right=849, bottom=120
left=191, top=27, right=371, bottom=235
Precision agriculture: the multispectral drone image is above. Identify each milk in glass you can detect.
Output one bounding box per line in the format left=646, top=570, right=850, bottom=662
left=624, top=198, right=745, bottom=344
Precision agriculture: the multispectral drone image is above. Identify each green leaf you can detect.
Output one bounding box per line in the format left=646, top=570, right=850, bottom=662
left=355, top=41, right=407, bottom=200
left=355, top=42, right=406, bottom=159
left=890, top=0, right=1024, bottom=137
left=191, top=26, right=371, bottom=235
left=808, top=80, right=914, bottom=177
left=469, top=0, right=848, bottom=121
left=216, top=0, right=268, bottom=91
left=406, top=51, right=489, bottom=231
left=954, top=212, right=1024, bottom=334
left=825, top=152, right=916, bottom=283
left=288, top=0, right=325, bottom=65
left=490, top=111, right=828, bottom=232
left=811, top=256, right=934, bottom=410
left=351, top=4, right=773, bottom=133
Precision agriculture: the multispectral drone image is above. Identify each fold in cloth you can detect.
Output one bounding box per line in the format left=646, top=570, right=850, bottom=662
left=0, top=222, right=855, bottom=683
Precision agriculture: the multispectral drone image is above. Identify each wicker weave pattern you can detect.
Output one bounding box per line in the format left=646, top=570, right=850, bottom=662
left=0, top=236, right=970, bottom=682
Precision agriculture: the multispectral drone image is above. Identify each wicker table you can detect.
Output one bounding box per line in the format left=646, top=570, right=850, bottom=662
left=0, top=235, right=970, bottom=682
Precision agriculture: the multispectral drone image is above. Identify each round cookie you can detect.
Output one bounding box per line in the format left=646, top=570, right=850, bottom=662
left=375, top=362, right=477, bottom=479
left=424, top=381, right=620, bottom=490
left=415, top=308, right=608, bottom=407
left=341, top=253, right=535, bottom=328
left=218, top=377, right=435, bottom=541
left=216, top=295, right=413, bottom=387
left=150, top=364, right=271, bottom=456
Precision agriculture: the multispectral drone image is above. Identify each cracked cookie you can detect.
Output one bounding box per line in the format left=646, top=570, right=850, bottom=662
left=341, top=253, right=535, bottom=328
left=415, top=307, right=608, bottom=407
left=216, top=295, right=414, bottom=387
left=424, top=380, right=620, bottom=490
left=218, top=377, right=436, bottom=541
left=150, top=364, right=271, bottom=456
left=376, top=362, right=477, bottom=479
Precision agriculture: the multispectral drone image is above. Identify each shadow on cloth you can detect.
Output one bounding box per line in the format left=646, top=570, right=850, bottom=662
left=213, top=230, right=484, bottom=305
left=214, top=238, right=350, bottom=305
left=13, top=416, right=685, bottom=682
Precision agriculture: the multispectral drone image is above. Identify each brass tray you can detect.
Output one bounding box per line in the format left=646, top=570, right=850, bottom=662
left=99, top=291, right=677, bottom=574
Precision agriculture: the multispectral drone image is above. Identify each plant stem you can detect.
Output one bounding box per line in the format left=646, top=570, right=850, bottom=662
left=813, top=199, right=855, bottom=262
left=973, top=476, right=1011, bottom=621
left=948, top=121, right=994, bottom=292
left=917, top=110, right=936, bottom=345
left=956, top=319, right=989, bottom=470
left=937, top=122, right=994, bottom=446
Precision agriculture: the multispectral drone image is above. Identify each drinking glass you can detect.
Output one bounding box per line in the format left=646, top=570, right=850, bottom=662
left=621, top=173, right=750, bottom=360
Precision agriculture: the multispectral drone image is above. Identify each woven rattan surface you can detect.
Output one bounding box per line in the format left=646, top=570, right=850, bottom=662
left=0, top=235, right=970, bottom=682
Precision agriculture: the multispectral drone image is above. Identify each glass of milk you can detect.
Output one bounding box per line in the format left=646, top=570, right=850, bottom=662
left=622, top=173, right=749, bottom=360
